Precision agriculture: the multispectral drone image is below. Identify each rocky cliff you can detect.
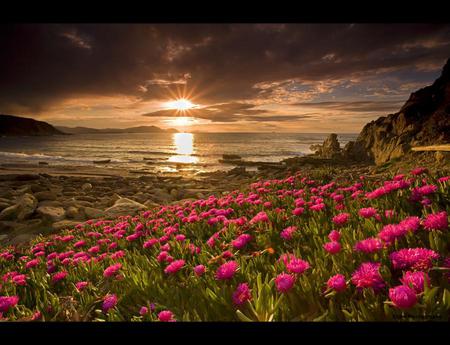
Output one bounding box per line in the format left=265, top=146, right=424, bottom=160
left=345, top=58, right=450, bottom=164
left=0, top=114, right=64, bottom=136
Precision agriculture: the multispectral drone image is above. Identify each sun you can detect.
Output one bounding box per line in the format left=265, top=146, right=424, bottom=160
left=165, top=98, right=195, bottom=111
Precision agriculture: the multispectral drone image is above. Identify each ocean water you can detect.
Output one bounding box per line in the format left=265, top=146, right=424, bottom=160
left=0, top=132, right=358, bottom=174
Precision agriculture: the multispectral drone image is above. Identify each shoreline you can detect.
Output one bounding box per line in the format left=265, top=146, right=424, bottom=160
left=2, top=149, right=446, bottom=248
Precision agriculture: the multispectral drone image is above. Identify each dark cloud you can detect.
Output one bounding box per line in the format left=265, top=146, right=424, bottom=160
left=1, top=24, right=450, bottom=115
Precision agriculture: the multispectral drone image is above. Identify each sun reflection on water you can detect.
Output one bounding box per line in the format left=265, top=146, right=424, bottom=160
left=168, top=133, right=199, bottom=164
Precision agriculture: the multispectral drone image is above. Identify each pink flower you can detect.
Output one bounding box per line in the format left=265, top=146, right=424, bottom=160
left=351, top=262, right=385, bottom=291
left=280, top=226, right=297, bottom=240
left=275, top=273, right=295, bottom=293
left=400, top=271, right=430, bottom=294
left=157, top=251, right=169, bottom=262
left=88, top=246, right=100, bottom=254
left=232, top=283, right=252, bottom=306
left=328, top=230, right=341, bottom=242
left=354, top=238, right=383, bottom=253
left=158, top=310, right=176, bottom=322
left=194, top=264, right=206, bottom=276
left=102, top=294, right=118, bottom=313
left=389, top=285, right=417, bottom=309
left=51, top=271, right=68, bottom=283
left=323, top=241, right=341, bottom=255
left=75, top=281, right=89, bottom=291
left=411, top=167, right=428, bottom=176
left=292, top=207, right=304, bottom=216
left=12, top=274, right=27, bottom=286
left=143, top=238, right=158, bottom=249
left=164, top=259, right=185, bottom=275
left=332, top=213, right=350, bottom=226
left=0, top=296, right=19, bottom=313
left=216, top=261, right=239, bottom=280
left=25, top=258, right=40, bottom=269
left=231, top=234, right=252, bottom=249
left=250, top=211, right=269, bottom=224
left=139, top=306, right=148, bottom=316
left=390, top=248, right=439, bottom=271
left=358, top=207, right=377, bottom=218
left=286, top=258, right=310, bottom=274
left=175, top=234, right=186, bottom=242
left=423, top=211, right=448, bottom=231
left=74, top=240, right=86, bottom=248
left=327, top=274, right=347, bottom=292
left=103, top=263, right=122, bottom=278
left=310, top=203, right=325, bottom=211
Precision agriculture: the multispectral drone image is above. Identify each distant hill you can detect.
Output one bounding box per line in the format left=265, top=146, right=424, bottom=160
left=56, top=125, right=178, bottom=134
left=0, top=114, right=65, bottom=137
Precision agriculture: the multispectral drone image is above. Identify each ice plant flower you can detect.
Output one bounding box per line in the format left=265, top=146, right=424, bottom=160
left=332, top=213, right=350, bottom=226
left=75, top=281, right=89, bottom=291
left=216, top=261, right=239, bottom=280
left=327, top=274, right=347, bottom=292
left=103, top=263, right=122, bottom=278
left=232, top=283, right=252, bottom=306
left=164, top=259, right=185, bottom=275
left=0, top=296, right=19, bottom=313
left=354, top=238, right=383, bottom=253
left=390, top=248, right=439, bottom=271
left=194, top=265, right=206, bottom=276
left=102, top=294, right=118, bottom=313
left=52, top=271, right=68, bottom=283
left=280, top=226, right=297, bottom=240
left=139, top=306, right=148, bottom=316
left=400, top=271, right=430, bottom=294
left=323, top=241, right=341, bottom=255
left=328, top=230, right=341, bottom=242
left=292, top=207, right=304, bottom=216
left=358, top=207, right=377, bottom=218
left=351, top=262, right=385, bottom=291
left=423, top=211, right=448, bottom=231
left=389, top=285, right=417, bottom=309
left=158, top=310, right=176, bottom=322
left=275, top=273, right=295, bottom=293
left=286, top=258, right=310, bottom=275
left=231, top=234, right=252, bottom=249
left=250, top=211, right=269, bottom=224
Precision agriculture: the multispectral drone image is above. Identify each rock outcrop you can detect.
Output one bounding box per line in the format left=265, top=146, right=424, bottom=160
left=0, top=114, right=65, bottom=136
left=310, top=133, right=343, bottom=159
left=345, top=58, right=450, bottom=165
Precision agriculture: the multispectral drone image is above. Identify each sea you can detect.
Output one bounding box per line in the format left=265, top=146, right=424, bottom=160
left=0, top=132, right=358, bottom=175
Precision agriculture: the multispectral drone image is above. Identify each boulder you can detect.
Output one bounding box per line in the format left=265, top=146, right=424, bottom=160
left=144, top=199, right=160, bottom=208
left=104, top=198, right=147, bottom=219
left=52, top=220, right=80, bottom=231
left=34, top=190, right=57, bottom=201
left=0, top=201, right=11, bottom=212
left=0, top=220, right=22, bottom=233
left=81, top=183, right=93, bottom=192
left=36, top=206, right=66, bottom=222
left=83, top=207, right=105, bottom=219
left=0, top=193, right=38, bottom=221
left=65, top=206, right=81, bottom=219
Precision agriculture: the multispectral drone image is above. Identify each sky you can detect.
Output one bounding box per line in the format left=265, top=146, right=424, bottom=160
left=1, top=23, right=449, bottom=133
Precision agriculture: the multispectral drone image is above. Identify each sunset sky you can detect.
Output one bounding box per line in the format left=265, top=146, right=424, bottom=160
left=1, top=23, right=450, bottom=132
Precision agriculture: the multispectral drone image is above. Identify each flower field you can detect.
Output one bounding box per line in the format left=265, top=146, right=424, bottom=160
left=1, top=168, right=449, bottom=321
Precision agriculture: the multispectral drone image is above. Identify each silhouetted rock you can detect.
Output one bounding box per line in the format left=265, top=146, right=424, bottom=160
left=349, top=58, right=450, bottom=164
left=310, top=133, right=342, bottom=159
left=0, top=114, right=65, bottom=136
